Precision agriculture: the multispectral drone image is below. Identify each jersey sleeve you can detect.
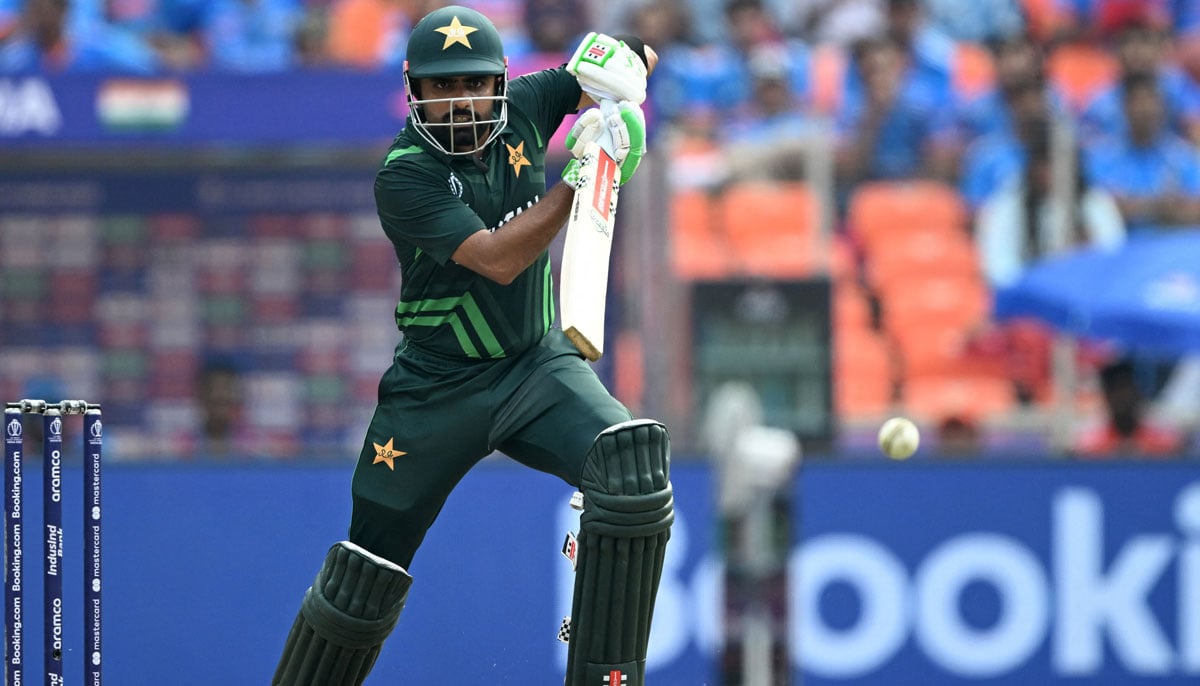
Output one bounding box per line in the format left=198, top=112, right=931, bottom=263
left=506, top=66, right=582, bottom=153
left=374, top=161, right=486, bottom=265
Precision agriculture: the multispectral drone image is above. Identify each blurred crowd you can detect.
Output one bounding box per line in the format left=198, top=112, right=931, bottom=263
left=638, top=0, right=1200, bottom=458
left=0, top=0, right=593, bottom=72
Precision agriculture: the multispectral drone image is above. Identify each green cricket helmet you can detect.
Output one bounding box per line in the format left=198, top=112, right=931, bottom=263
left=404, top=5, right=509, bottom=156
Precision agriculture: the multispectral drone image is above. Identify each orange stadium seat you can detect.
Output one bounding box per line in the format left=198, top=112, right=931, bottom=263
left=891, top=321, right=971, bottom=377
left=865, top=225, right=980, bottom=291
left=834, top=281, right=873, bottom=331
left=717, top=181, right=818, bottom=277
left=902, top=374, right=1016, bottom=422
left=953, top=43, right=996, bottom=99
left=1047, top=43, right=1119, bottom=111
left=847, top=181, right=967, bottom=250
left=891, top=321, right=1008, bottom=379
left=669, top=189, right=731, bottom=279
left=835, top=327, right=895, bottom=418
left=880, top=273, right=992, bottom=336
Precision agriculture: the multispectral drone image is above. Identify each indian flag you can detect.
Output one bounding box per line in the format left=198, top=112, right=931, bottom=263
left=96, top=79, right=189, bottom=132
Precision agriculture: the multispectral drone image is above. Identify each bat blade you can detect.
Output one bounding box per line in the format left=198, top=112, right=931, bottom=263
left=560, top=139, right=620, bottom=361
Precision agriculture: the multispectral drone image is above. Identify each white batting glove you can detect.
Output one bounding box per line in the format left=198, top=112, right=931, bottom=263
left=567, top=32, right=647, bottom=105
left=562, top=100, right=646, bottom=187
left=565, top=108, right=605, bottom=160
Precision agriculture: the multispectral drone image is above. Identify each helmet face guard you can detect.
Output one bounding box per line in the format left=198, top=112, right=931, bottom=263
left=403, top=6, right=509, bottom=156
left=403, top=64, right=509, bottom=156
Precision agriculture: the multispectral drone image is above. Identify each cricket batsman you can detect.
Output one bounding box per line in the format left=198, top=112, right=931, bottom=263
left=272, top=6, right=673, bottom=685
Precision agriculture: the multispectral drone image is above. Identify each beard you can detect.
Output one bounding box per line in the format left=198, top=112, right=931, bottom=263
left=429, top=107, right=493, bottom=153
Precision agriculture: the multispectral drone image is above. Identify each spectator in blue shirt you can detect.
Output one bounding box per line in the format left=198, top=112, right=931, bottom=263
left=835, top=36, right=958, bottom=193
left=960, top=76, right=1055, bottom=210
left=838, top=0, right=954, bottom=106
left=883, top=0, right=954, bottom=91
left=1084, top=72, right=1200, bottom=233
left=923, top=0, right=1025, bottom=43
left=202, top=0, right=300, bottom=72
left=722, top=45, right=813, bottom=181
left=723, top=0, right=809, bottom=105
left=975, top=120, right=1125, bottom=289
left=0, top=0, right=160, bottom=72
left=1080, top=14, right=1200, bottom=145
left=957, top=33, right=1048, bottom=143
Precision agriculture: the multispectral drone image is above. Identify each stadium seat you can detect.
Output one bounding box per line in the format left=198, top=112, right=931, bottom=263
left=865, top=225, right=980, bottom=291
left=716, top=181, right=818, bottom=277
left=834, top=326, right=895, bottom=418
left=1047, top=43, right=1118, bottom=111
left=890, top=321, right=970, bottom=377
left=846, top=181, right=967, bottom=251
left=669, top=190, right=731, bottom=279
left=953, top=43, right=996, bottom=99
left=879, top=273, right=992, bottom=336
left=901, top=374, right=1016, bottom=422
left=834, top=281, right=873, bottom=331
left=890, top=320, right=1008, bottom=379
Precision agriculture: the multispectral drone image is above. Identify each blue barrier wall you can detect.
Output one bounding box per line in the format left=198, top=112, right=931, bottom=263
left=9, top=458, right=1200, bottom=685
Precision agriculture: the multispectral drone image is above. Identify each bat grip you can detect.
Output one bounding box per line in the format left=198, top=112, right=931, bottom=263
left=598, top=98, right=619, bottom=159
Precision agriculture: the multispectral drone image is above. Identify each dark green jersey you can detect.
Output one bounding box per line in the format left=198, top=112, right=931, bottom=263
left=374, top=67, right=582, bottom=360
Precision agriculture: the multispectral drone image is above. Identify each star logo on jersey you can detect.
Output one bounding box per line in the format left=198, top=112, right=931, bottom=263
left=372, top=438, right=406, bottom=470
left=435, top=16, right=478, bottom=50
left=507, top=141, right=531, bottom=177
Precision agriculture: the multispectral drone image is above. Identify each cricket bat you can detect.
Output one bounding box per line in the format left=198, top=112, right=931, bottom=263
left=560, top=100, right=620, bottom=361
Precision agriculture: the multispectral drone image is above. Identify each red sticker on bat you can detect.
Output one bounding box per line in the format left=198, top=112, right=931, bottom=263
left=591, top=152, right=617, bottom=221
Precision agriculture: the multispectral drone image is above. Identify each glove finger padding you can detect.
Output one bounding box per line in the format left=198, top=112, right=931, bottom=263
left=613, top=101, right=646, bottom=185
left=568, top=32, right=648, bottom=105
left=599, top=100, right=632, bottom=169
left=565, top=109, right=604, bottom=160
left=562, top=101, right=647, bottom=188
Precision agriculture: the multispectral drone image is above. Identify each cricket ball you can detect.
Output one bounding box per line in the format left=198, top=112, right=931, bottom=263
left=878, top=417, right=920, bottom=460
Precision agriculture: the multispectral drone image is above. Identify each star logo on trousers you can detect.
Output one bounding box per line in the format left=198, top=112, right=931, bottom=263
left=372, top=438, right=406, bottom=470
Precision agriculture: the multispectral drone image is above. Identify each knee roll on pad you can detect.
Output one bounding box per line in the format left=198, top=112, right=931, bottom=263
left=273, top=541, right=412, bottom=686
left=567, top=419, right=674, bottom=686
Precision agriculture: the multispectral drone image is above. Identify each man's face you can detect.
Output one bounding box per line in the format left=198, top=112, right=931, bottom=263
left=1116, top=27, right=1163, bottom=76
left=1126, top=85, right=1165, bottom=143
left=414, top=74, right=500, bottom=153
left=995, top=41, right=1039, bottom=92
left=861, top=43, right=903, bottom=95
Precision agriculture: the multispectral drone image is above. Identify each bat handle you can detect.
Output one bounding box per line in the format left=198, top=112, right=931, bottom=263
left=597, top=98, right=619, bottom=158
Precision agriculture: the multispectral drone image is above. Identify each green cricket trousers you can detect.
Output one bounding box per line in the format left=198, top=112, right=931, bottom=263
left=348, top=329, right=632, bottom=568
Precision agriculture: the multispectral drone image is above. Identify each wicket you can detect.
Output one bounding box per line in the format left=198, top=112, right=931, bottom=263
left=4, top=400, right=103, bottom=686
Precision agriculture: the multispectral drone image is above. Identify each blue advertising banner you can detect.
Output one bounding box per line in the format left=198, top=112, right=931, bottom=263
left=798, top=461, right=1200, bottom=685
left=0, top=58, right=573, bottom=148
left=0, top=72, right=407, bottom=147
left=7, top=458, right=1198, bottom=684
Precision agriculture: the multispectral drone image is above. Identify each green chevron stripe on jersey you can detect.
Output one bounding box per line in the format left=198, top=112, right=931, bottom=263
left=384, top=146, right=423, bottom=166
left=396, top=294, right=504, bottom=359
left=542, top=260, right=554, bottom=333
